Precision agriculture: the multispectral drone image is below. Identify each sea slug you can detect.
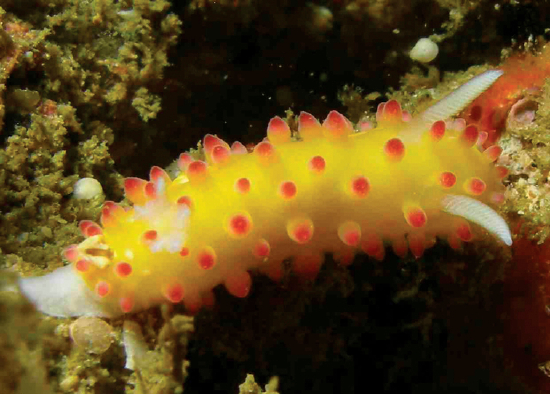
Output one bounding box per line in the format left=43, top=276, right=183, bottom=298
left=18, top=70, right=511, bottom=318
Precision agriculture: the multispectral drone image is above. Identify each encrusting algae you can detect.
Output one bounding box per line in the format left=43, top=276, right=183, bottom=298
left=0, top=0, right=182, bottom=271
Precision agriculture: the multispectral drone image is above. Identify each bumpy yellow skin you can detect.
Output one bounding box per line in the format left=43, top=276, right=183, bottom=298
left=72, top=108, right=505, bottom=314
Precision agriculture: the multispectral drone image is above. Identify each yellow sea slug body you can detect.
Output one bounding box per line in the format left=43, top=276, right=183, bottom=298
left=18, top=70, right=512, bottom=318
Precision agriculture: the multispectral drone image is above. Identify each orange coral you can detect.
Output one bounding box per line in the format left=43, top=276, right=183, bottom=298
left=499, top=222, right=550, bottom=393
left=462, top=46, right=550, bottom=145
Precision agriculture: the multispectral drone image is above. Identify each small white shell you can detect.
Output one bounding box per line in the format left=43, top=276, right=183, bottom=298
left=70, top=317, right=113, bottom=354
left=123, top=320, right=149, bottom=370
left=73, top=177, right=103, bottom=200
left=506, top=96, right=538, bottom=131
left=410, top=38, right=439, bottom=63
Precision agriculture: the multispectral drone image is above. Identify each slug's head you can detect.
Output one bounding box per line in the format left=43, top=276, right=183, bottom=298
left=376, top=96, right=511, bottom=248
left=420, top=117, right=512, bottom=247
left=398, top=69, right=512, bottom=246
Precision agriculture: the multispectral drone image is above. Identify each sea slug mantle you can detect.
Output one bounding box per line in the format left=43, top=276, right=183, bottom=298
left=18, top=70, right=511, bottom=318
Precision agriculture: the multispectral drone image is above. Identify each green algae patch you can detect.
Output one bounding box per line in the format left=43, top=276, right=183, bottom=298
left=122, top=310, right=194, bottom=394
left=0, top=0, right=182, bottom=270
left=131, top=87, right=162, bottom=122
left=0, top=272, right=59, bottom=394
left=498, top=78, right=550, bottom=243
left=238, top=374, right=280, bottom=394
left=0, top=102, right=116, bottom=269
